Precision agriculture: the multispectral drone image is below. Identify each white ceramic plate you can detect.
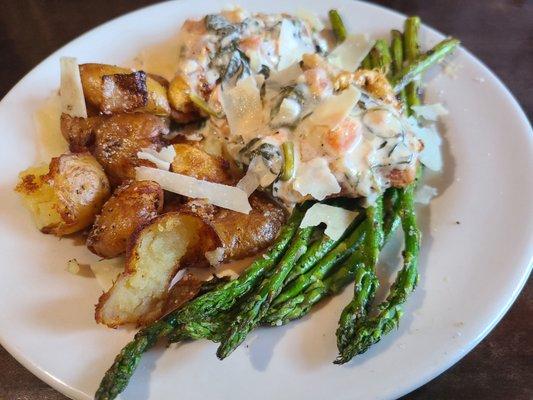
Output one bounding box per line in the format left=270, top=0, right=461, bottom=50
left=0, top=1, right=531, bottom=399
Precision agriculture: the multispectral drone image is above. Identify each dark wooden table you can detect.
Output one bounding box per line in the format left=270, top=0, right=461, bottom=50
left=1, top=1, right=531, bottom=399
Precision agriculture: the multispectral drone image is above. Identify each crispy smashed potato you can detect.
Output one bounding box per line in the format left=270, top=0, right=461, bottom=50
left=181, top=192, right=286, bottom=262
left=167, top=75, right=200, bottom=123
left=95, top=211, right=220, bottom=327
left=92, top=113, right=169, bottom=185
left=212, top=193, right=286, bottom=260
left=15, top=153, right=110, bottom=236
left=101, top=71, right=148, bottom=114
left=60, top=113, right=101, bottom=152
left=171, top=143, right=232, bottom=184
left=87, top=180, right=164, bottom=258
left=79, top=63, right=170, bottom=116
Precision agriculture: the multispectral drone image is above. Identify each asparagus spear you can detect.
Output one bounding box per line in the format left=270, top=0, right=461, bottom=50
left=370, top=39, right=392, bottom=76
left=216, top=227, right=314, bottom=359
left=403, top=16, right=421, bottom=114
left=285, top=214, right=362, bottom=283
left=329, top=9, right=347, bottom=43
left=272, top=220, right=367, bottom=306
left=264, top=191, right=402, bottom=326
left=393, top=37, right=460, bottom=94
left=95, top=206, right=307, bottom=400
left=335, top=180, right=420, bottom=364
left=336, top=197, right=384, bottom=351
left=390, top=29, right=408, bottom=106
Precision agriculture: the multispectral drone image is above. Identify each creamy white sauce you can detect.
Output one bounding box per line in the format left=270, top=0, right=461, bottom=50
left=175, top=11, right=423, bottom=206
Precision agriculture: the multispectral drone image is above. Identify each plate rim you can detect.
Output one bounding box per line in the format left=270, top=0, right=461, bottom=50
left=0, top=1, right=531, bottom=399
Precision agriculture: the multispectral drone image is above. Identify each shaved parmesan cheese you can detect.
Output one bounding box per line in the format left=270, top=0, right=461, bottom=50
left=271, top=98, right=301, bottom=127
left=236, top=156, right=278, bottom=196
left=137, top=151, right=170, bottom=170
left=221, top=76, right=264, bottom=140
left=300, top=203, right=358, bottom=241
left=216, top=269, right=239, bottom=280
left=90, top=258, right=124, bottom=291
left=296, top=10, right=325, bottom=31
left=66, top=259, right=81, bottom=274
left=136, top=166, right=252, bottom=214
left=205, top=247, right=225, bottom=267
left=293, top=157, right=341, bottom=200
left=60, top=57, right=87, bottom=118
left=137, top=145, right=176, bottom=171
left=267, top=63, right=303, bottom=88
left=411, top=103, right=449, bottom=121
left=415, top=185, right=438, bottom=205
left=328, top=34, right=374, bottom=72
left=408, top=117, right=443, bottom=171
left=278, top=19, right=314, bottom=70
left=304, top=85, right=360, bottom=130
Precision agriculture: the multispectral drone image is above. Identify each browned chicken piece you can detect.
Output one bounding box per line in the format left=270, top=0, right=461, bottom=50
left=92, top=113, right=169, bottom=185
left=95, top=211, right=220, bottom=327
left=87, top=180, right=164, bottom=258
left=352, top=69, right=398, bottom=105
left=171, top=143, right=232, bottom=184
left=15, top=153, right=110, bottom=236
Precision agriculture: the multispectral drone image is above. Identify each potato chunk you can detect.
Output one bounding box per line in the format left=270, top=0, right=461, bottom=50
left=15, top=153, right=110, bottom=236
left=60, top=113, right=101, bottom=152
left=87, top=180, right=164, bottom=258
left=181, top=192, right=287, bottom=262
left=79, top=63, right=170, bottom=116
left=92, top=113, right=169, bottom=185
left=171, top=143, right=232, bottom=184
left=95, top=211, right=220, bottom=327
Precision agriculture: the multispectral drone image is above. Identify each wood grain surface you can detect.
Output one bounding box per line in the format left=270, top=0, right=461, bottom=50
left=0, top=1, right=531, bottom=399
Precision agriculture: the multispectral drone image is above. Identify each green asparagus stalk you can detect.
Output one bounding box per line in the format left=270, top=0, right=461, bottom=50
left=95, top=206, right=307, bottom=400
left=285, top=214, right=362, bottom=283
left=403, top=17, right=421, bottom=114
left=336, top=197, right=384, bottom=351
left=264, top=192, right=402, bottom=326
left=272, top=220, right=367, bottom=306
left=390, top=29, right=408, bottom=106
left=335, top=180, right=420, bottom=364
left=329, top=9, right=347, bottom=43
left=216, top=227, right=314, bottom=359
left=393, top=37, right=460, bottom=94
left=370, top=39, right=392, bottom=76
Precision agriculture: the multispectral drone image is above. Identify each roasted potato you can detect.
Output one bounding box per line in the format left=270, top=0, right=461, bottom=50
left=15, top=153, right=110, bottom=236
left=181, top=192, right=287, bottom=262
left=95, top=211, right=220, bottom=327
left=87, top=180, right=164, bottom=258
left=92, top=113, right=169, bottom=185
left=79, top=63, right=170, bottom=116
left=171, top=143, right=232, bottom=184
left=60, top=113, right=101, bottom=152
left=167, top=74, right=200, bottom=123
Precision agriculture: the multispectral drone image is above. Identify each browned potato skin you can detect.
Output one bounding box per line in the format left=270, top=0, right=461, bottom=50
left=181, top=192, right=287, bottom=261
left=60, top=113, right=101, bottom=152
left=15, top=153, right=110, bottom=236
left=87, top=180, right=164, bottom=258
left=212, top=193, right=286, bottom=260
left=95, top=211, right=221, bottom=327
left=79, top=63, right=170, bottom=116
left=167, top=75, right=201, bottom=123
left=171, top=143, right=232, bottom=184
left=93, top=113, right=169, bottom=185
left=101, top=71, right=148, bottom=114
